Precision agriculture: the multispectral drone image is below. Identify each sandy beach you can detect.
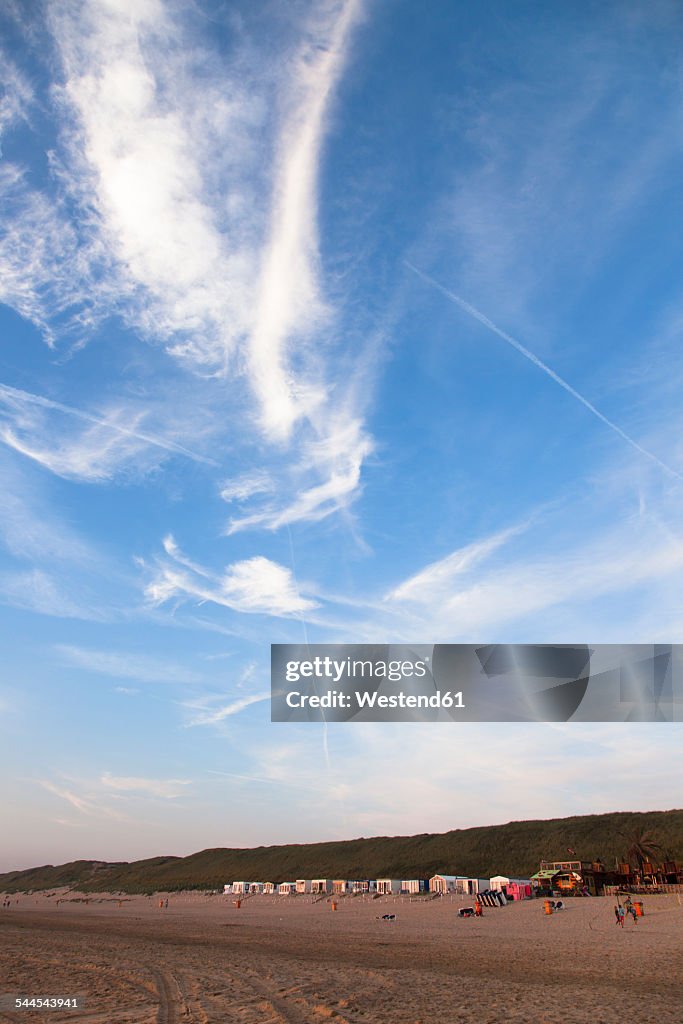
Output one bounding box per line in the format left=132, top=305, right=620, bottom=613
left=1, top=890, right=682, bottom=1024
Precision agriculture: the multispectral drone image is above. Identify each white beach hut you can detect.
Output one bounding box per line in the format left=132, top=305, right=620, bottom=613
left=248, top=882, right=264, bottom=894
left=429, top=874, right=458, bottom=894
left=231, top=881, right=248, bottom=895
left=223, top=884, right=232, bottom=894
left=351, top=880, right=376, bottom=894
left=403, top=879, right=429, bottom=894
left=278, top=881, right=296, bottom=895
left=332, top=880, right=348, bottom=895
left=296, top=879, right=312, bottom=894
left=311, top=879, right=333, bottom=894
left=376, top=879, right=401, bottom=895
left=452, top=877, right=486, bottom=895
left=263, top=882, right=276, bottom=894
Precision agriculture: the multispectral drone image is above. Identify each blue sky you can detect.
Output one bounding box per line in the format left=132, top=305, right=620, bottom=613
left=2, top=0, right=683, bottom=872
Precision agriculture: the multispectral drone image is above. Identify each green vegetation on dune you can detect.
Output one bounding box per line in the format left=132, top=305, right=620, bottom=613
left=2, top=809, right=682, bottom=894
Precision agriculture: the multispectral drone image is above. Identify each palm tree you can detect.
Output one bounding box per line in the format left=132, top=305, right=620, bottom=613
left=619, top=829, right=662, bottom=874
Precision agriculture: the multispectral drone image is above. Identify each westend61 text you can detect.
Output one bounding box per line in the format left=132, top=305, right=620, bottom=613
left=285, top=690, right=465, bottom=709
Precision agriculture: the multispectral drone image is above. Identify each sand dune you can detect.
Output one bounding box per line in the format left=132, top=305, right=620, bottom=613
left=1, top=890, right=682, bottom=1023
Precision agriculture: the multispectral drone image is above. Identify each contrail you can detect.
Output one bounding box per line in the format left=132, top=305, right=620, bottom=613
left=0, top=382, right=218, bottom=466
left=405, top=262, right=683, bottom=482
left=286, top=522, right=331, bottom=771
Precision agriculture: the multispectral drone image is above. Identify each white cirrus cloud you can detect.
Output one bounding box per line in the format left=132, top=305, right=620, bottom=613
left=0, top=381, right=216, bottom=482
left=0, top=568, right=108, bottom=621
left=145, top=534, right=318, bottom=617
left=380, top=507, right=683, bottom=641
left=220, top=470, right=274, bottom=504
left=39, top=779, right=124, bottom=819
left=386, top=522, right=529, bottom=605
left=247, top=0, right=364, bottom=440
left=0, top=52, right=33, bottom=135
left=186, top=692, right=271, bottom=728
left=227, top=415, right=374, bottom=532
left=2, top=0, right=374, bottom=531
left=55, top=644, right=205, bottom=685
left=100, top=773, right=191, bottom=799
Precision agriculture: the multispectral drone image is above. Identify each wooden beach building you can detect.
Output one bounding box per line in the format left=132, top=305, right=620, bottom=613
left=278, top=882, right=296, bottom=895
left=402, top=879, right=429, bottom=894
left=263, top=882, right=275, bottom=894
left=429, top=874, right=458, bottom=894
left=311, top=879, right=333, bottom=894
left=351, top=880, right=376, bottom=894
left=231, top=881, right=248, bottom=895
left=296, top=879, right=312, bottom=894
left=376, top=879, right=401, bottom=895
left=453, top=877, right=489, bottom=895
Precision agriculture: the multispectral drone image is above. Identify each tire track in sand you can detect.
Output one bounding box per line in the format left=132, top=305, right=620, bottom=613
left=187, top=963, right=354, bottom=1024
left=151, top=968, right=178, bottom=1024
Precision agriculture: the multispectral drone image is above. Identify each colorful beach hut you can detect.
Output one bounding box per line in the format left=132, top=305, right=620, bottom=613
left=490, top=876, right=532, bottom=900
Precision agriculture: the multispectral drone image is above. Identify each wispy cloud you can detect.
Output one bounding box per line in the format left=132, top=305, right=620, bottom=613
left=0, top=163, right=93, bottom=345
left=227, top=416, right=373, bottom=532
left=0, top=382, right=216, bottom=481
left=2, top=1, right=374, bottom=534
left=382, top=508, right=683, bottom=639
left=100, top=773, right=191, bottom=799
left=186, top=692, right=270, bottom=727
left=220, top=470, right=274, bottom=503
left=55, top=644, right=205, bottom=685
left=0, top=51, right=33, bottom=136
left=0, top=459, right=94, bottom=564
left=0, top=568, right=107, bottom=621
left=422, top=21, right=683, bottom=330
left=386, top=521, right=529, bottom=604
left=39, top=780, right=121, bottom=818
left=48, top=0, right=260, bottom=365
left=248, top=0, right=364, bottom=440
left=145, top=534, right=318, bottom=617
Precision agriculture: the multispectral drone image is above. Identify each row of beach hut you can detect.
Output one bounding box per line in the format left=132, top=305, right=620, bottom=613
left=224, top=875, right=532, bottom=899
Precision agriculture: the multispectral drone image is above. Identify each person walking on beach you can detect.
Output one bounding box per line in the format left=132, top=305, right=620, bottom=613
left=614, top=905, right=621, bottom=926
